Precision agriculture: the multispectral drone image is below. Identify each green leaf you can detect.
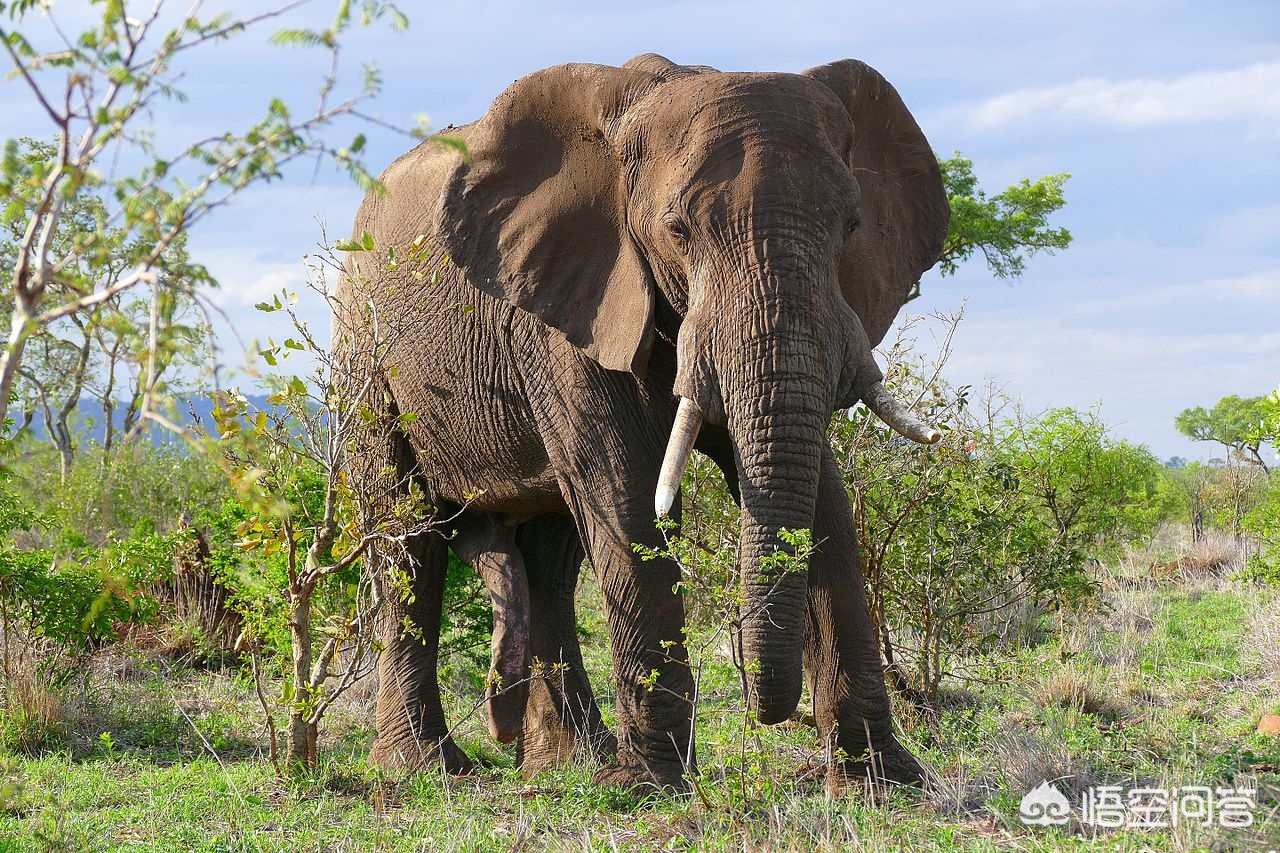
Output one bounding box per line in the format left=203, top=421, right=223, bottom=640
left=433, top=134, right=469, bottom=159
left=268, top=28, right=328, bottom=48
left=336, top=231, right=376, bottom=253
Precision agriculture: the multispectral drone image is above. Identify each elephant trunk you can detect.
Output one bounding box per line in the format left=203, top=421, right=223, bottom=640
left=657, top=267, right=941, bottom=725
left=723, top=340, right=829, bottom=725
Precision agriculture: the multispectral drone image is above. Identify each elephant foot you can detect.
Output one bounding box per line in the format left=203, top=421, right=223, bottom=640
left=826, top=735, right=926, bottom=797
left=590, top=751, right=689, bottom=794
left=368, top=735, right=476, bottom=776
left=487, top=681, right=529, bottom=745
left=518, top=721, right=619, bottom=776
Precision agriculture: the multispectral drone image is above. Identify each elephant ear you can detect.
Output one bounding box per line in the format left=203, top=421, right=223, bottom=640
left=437, top=63, right=663, bottom=375
left=803, top=60, right=950, bottom=348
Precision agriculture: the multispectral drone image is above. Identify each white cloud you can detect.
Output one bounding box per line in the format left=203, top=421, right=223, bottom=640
left=903, top=253, right=1280, bottom=461
left=1062, top=269, right=1280, bottom=324
left=967, top=61, right=1280, bottom=131
left=195, top=251, right=307, bottom=309
left=903, top=309, right=1280, bottom=461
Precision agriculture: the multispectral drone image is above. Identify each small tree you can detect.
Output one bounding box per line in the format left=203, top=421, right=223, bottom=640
left=1241, top=387, right=1280, bottom=578
left=832, top=318, right=1159, bottom=711
left=835, top=323, right=1078, bottom=710
left=2, top=140, right=213, bottom=477
left=1175, top=393, right=1275, bottom=540
left=1170, top=462, right=1217, bottom=543
left=1176, top=394, right=1276, bottom=473
left=207, top=250, right=445, bottom=774
left=0, top=0, right=412, bottom=431
left=997, top=406, right=1164, bottom=558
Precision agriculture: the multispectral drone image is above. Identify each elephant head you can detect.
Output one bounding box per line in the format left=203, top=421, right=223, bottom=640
left=437, top=54, right=948, bottom=724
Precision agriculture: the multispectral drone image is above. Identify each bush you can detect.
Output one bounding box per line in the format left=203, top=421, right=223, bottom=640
left=206, top=269, right=456, bottom=773
left=2, top=455, right=182, bottom=640
left=832, top=325, right=1161, bottom=708
left=834, top=392, right=1089, bottom=706
left=1242, top=471, right=1280, bottom=584
left=4, top=426, right=219, bottom=535
left=439, top=550, right=494, bottom=682
left=0, top=453, right=180, bottom=750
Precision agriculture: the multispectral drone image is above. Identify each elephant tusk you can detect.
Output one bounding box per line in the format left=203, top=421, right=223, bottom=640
left=655, top=397, right=703, bottom=517
left=861, top=381, right=942, bottom=445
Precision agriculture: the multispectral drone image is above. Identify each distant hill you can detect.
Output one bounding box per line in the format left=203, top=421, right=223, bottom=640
left=17, top=394, right=272, bottom=446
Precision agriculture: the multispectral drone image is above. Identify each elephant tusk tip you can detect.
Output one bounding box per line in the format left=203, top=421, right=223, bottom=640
left=862, top=382, right=943, bottom=446
left=653, top=396, right=702, bottom=521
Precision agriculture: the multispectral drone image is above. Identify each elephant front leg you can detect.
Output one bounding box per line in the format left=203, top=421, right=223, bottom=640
left=560, top=486, right=695, bottom=791
left=368, top=533, right=475, bottom=774
left=528, top=364, right=695, bottom=791
left=803, top=448, right=925, bottom=791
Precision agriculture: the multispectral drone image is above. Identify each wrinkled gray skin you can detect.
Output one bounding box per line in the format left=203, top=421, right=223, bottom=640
left=338, top=54, right=948, bottom=790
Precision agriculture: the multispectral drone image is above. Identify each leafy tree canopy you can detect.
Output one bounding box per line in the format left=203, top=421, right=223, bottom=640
left=934, top=153, right=1073, bottom=283
left=996, top=406, right=1163, bottom=550
left=1175, top=394, right=1276, bottom=472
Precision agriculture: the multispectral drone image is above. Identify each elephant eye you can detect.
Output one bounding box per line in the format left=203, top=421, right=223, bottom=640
left=845, top=212, right=861, bottom=236
left=664, top=215, right=690, bottom=245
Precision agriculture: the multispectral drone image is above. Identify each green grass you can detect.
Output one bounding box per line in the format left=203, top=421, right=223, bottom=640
left=1, top=573, right=1277, bottom=851
left=1140, top=589, right=1249, bottom=681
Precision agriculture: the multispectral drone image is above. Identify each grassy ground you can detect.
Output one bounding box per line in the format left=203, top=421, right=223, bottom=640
left=2, top=535, right=1278, bottom=851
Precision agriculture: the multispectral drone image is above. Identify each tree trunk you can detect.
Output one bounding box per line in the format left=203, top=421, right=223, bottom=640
left=52, top=319, right=92, bottom=483
left=0, top=303, right=35, bottom=429
left=286, top=585, right=315, bottom=772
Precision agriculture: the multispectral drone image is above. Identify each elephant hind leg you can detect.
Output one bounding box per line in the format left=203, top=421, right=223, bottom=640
left=514, top=513, right=617, bottom=774
left=350, top=377, right=474, bottom=775
left=449, top=514, right=533, bottom=745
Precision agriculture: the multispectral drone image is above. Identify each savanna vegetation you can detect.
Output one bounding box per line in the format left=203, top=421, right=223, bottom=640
left=0, top=2, right=1277, bottom=851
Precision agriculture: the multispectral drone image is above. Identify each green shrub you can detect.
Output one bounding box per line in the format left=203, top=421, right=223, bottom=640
left=831, top=340, right=1162, bottom=706
left=835, top=395, right=1090, bottom=705
left=1242, top=470, right=1280, bottom=585
left=24, top=440, right=229, bottom=550
left=440, top=550, right=493, bottom=680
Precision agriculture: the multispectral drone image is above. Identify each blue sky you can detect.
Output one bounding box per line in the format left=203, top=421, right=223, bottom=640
left=4, top=1, right=1277, bottom=462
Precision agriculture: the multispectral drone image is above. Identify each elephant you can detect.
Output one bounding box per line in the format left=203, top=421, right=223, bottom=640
left=337, top=52, right=948, bottom=791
